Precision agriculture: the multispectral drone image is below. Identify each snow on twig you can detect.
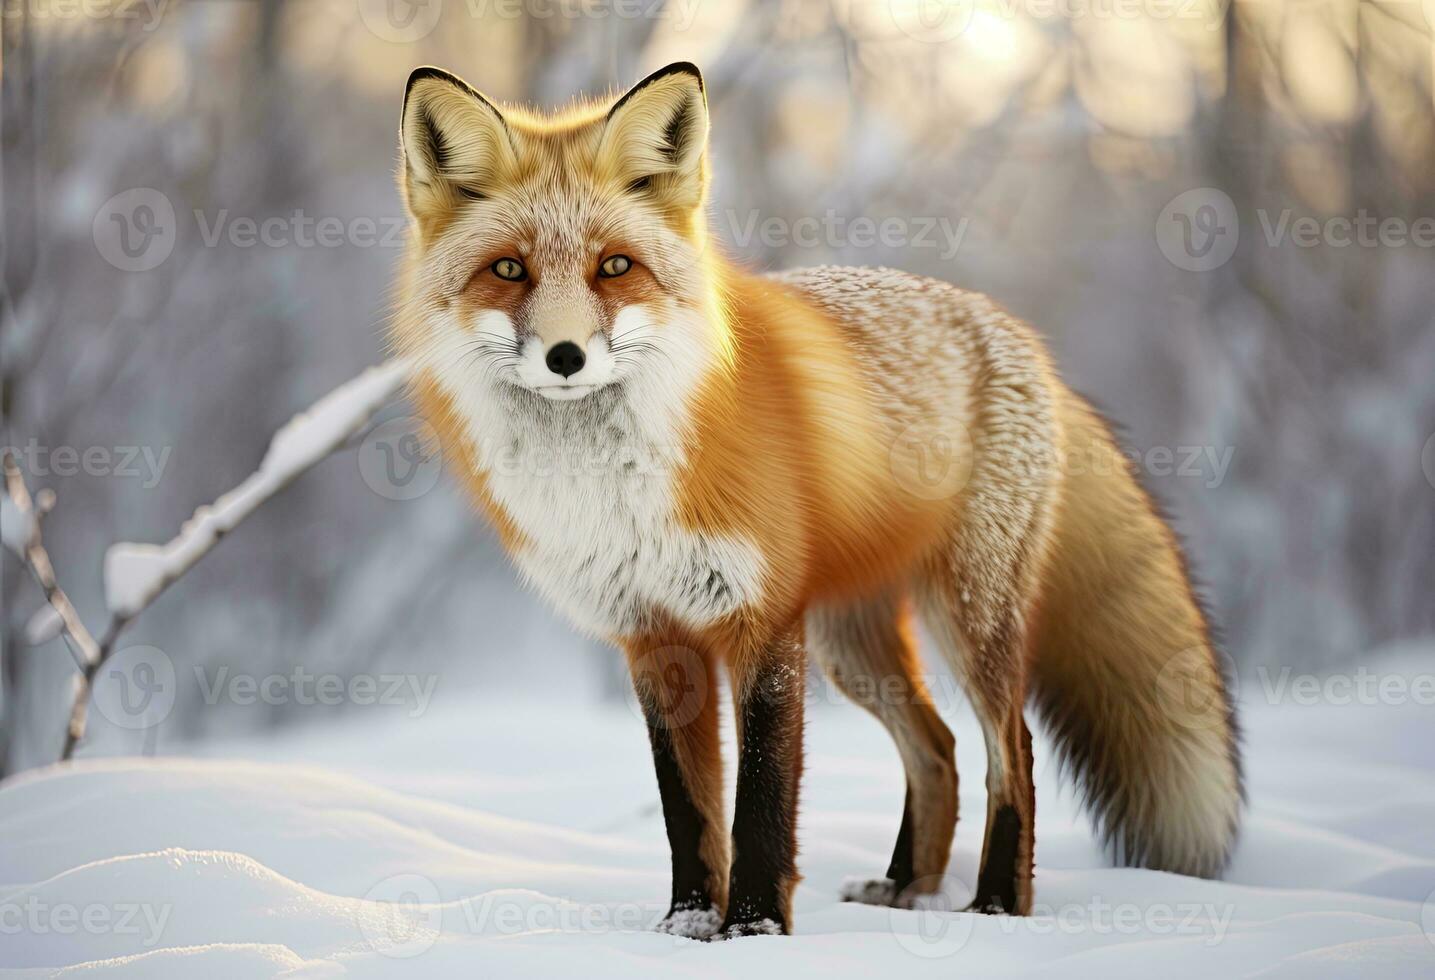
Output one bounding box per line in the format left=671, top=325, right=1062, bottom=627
left=3, top=360, right=413, bottom=761
left=103, top=359, right=412, bottom=619
left=2, top=453, right=100, bottom=673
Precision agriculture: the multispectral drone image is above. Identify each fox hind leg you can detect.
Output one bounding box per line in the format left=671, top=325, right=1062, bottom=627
left=920, top=579, right=1037, bottom=916
left=807, top=593, right=958, bottom=907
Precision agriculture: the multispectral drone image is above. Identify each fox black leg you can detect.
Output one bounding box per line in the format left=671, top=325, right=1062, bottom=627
left=722, top=631, right=805, bottom=938
left=626, top=640, right=729, bottom=940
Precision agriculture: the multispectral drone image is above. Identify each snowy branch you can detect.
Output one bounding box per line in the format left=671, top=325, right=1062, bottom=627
left=2, top=454, right=100, bottom=673
left=4, top=360, right=413, bottom=761
left=102, top=359, right=412, bottom=619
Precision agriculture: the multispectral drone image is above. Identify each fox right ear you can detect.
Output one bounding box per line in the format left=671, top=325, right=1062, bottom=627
left=399, top=67, right=517, bottom=226
left=597, top=62, right=709, bottom=213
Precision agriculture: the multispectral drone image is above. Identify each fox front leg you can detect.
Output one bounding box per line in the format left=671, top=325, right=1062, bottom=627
left=626, top=640, right=729, bottom=939
left=720, top=628, right=805, bottom=937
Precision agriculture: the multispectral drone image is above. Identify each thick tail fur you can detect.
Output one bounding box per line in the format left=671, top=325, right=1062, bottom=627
left=1029, top=390, right=1242, bottom=878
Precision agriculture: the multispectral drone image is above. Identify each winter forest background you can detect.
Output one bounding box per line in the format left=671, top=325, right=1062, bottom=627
left=2, top=0, right=1433, bottom=774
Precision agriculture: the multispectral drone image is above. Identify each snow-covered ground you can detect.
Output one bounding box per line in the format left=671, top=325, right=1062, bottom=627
left=2, top=646, right=1434, bottom=978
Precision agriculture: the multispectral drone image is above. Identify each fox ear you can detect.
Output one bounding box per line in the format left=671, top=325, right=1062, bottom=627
left=400, top=67, right=518, bottom=224
left=598, top=62, right=709, bottom=212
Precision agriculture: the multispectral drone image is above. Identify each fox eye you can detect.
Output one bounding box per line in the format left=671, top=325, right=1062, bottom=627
left=598, top=255, right=632, bottom=278
left=492, top=258, right=526, bottom=282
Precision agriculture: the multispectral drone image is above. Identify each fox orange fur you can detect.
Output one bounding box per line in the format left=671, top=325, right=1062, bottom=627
left=390, top=62, right=1242, bottom=939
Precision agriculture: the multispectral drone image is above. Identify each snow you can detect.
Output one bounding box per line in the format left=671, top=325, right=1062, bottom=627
left=22, top=605, right=64, bottom=646
left=102, top=360, right=411, bottom=619
left=2, top=646, right=1434, bottom=977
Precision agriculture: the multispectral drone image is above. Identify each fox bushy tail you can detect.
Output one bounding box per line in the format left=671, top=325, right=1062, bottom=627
left=1030, top=391, right=1242, bottom=878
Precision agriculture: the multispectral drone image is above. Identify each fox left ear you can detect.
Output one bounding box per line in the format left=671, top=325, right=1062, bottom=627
left=598, top=62, right=709, bottom=211
left=399, top=66, right=518, bottom=228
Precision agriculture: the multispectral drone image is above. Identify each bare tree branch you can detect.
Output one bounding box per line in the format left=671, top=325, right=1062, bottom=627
left=2, top=453, right=99, bottom=672
left=3, top=359, right=413, bottom=762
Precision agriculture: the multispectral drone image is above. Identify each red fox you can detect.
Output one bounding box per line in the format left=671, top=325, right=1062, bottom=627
left=390, top=62, right=1242, bottom=940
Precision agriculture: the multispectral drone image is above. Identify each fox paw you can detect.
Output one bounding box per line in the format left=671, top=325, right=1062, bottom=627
left=715, top=917, right=785, bottom=939
left=655, top=905, right=722, bottom=940
left=839, top=875, right=901, bottom=907
left=963, top=896, right=1029, bottom=916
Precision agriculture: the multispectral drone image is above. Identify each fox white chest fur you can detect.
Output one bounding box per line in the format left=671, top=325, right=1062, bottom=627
left=425, top=310, right=766, bottom=639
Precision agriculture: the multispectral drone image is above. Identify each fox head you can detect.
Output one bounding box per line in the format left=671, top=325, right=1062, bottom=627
left=393, top=62, right=726, bottom=411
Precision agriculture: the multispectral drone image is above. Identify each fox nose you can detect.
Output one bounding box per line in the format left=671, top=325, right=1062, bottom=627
left=545, top=341, right=586, bottom=378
